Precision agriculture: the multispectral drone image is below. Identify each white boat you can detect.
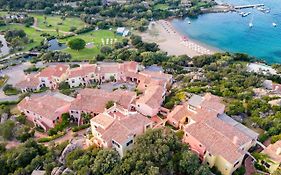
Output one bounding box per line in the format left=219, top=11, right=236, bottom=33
left=249, top=15, right=254, bottom=28
left=249, top=22, right=253, bottom=28
left=188, top=21, right=191, bottom=24
left=272, top=23, right=277, bottom=27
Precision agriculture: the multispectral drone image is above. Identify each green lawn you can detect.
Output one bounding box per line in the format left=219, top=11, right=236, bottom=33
left=153, top=4, right=170, bottom=10
left=31, top=14, right=87, bottom=32
left=0, top=17, right=123, bottom=61
left=59, top=30, right=123, bottom=60
left=0, top=24, right=58, bottom=51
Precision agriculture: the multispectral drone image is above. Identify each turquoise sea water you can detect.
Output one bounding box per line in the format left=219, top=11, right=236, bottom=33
left=172, top=0, right=281, bottom=64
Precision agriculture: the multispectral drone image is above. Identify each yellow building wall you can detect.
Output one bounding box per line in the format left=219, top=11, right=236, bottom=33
left=204, top=152, right=244, bottom=175
left=268, top=161, right=280, bottom=174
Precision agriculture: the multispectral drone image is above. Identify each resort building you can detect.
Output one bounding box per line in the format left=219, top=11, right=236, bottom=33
left=260, top=140, right=281, bottom=173
left=67, top=64, right=98, bottom=88
left=90, top=104, right=153, bottom=157
left=66, top=61, right=139, bottom=88
left=69, top=88, right=136, bottom=124
left=167, top=93, right=259, bottom=175
left=15, top=74, right=42, bottom=93
left=17, top=93, right=74, bottom=131
left=37, top=64, right=69, bottom=89
left=135, top=85, right=165, bottom=117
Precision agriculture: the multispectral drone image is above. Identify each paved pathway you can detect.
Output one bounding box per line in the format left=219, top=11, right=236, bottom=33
left=0, top=62, right=32, bottom=102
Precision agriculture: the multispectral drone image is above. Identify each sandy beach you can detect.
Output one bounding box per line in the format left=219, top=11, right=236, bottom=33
left=140, top=20, right=219, bottom=57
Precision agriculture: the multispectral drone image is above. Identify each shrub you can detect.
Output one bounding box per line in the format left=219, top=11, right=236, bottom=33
left=38, top=131, right=66, bottom=143
left=72, top=123, right=90, bottom=132
left=106, top=100, right=114, bottom=109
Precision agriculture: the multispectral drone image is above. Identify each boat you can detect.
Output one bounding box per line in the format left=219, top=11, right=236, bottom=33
left=249, top=15, right=254, bottom=28
left=249, top=22, right=253, bottom=28
left=272, top=23, right=277, bottom=27
left=188, top=21, right=191, bottom=24
left=242, top=12, right=251, bottom=17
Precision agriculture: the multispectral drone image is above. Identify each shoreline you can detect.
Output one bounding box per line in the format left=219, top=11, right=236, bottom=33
left=140, top=19, right=220, bottom=57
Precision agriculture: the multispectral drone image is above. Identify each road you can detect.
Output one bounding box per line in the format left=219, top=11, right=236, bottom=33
left=0, top=62, right=32, bottom=102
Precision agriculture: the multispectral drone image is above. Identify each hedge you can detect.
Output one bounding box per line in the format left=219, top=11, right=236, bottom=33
left=38, top=131, right=66, bottom=143
left=72, top=123, right=90, bottom=132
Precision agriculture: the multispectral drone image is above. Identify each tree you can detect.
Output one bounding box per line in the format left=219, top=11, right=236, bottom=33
left=179, top=150, right=201, bottom=174
left=44, top=7, right=52, bottom=14
left=112, top=128, right=207, bottom=174
left=100, top=46, right=112, bottom=55
left=106, top=100, right=114, bottom=109
left=92, top=149, right=120, bottom=175
left=0, top=120, right=15, bottom=140
left=68, top=38, right=86, bottom=51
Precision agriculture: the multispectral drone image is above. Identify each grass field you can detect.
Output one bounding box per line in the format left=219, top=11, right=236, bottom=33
left=60, top=30, right=123, bottom=60
left=0, top=13, right=124, bottom=60
left=31, top=14, right=87, bottom=32
left=0, top=24, right=57, bottom=51
left=153, top=4, right=170, bottom=10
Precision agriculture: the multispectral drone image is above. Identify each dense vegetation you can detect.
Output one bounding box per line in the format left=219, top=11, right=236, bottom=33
left=4, top=29, right=32, bottom=51
left=0, top=129, right=209, bottom=175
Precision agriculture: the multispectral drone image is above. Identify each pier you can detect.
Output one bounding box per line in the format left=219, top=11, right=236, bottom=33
left=234, top=4, right=264, bottom=9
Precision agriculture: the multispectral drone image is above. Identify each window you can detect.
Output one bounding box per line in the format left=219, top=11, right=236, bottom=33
left=26, top=110, right=30, bottom=113
left=112, top=140, right=120, bottom=148
left=262, top=161, right=270, bottom=168
left=199, top=144, right=202, bottom=147
left=209, top=153, right=212, bottom=157
left=146, top=125, right=151, bottom=129
left=126, top=140, right=133, bottom=146
left=72, top=80, right=75, bottom=83
left=234, top=161, right=240, bottom=167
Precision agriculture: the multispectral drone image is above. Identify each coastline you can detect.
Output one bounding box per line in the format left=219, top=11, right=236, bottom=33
left=139, top=19, right=221, bottom=57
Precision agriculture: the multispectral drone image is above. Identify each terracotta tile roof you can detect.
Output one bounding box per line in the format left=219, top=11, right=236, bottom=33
left=188, top=93, right=225, bottom=114
left=18, top=93, right=71, bottom=121
left=167, top=105, right=192, bottom=122
left=15, top=75, right=40, bottom=89
left=70, top=88, right=136, bottom=113
left=122, top=61, right=138, bottom=72
left=189, top=109, right=218, bottom=122
left=90, top=113, right=115, bottom=129
left=96, top=63, right=122, bottom=74
left=201, top=93, right=225, bottom=113
left=136, top=85, right=164, bottom=109
left=100, top=113, right=152, bottom=144
left=68, top=64, right=96, bottom=78
left=185, top=121, right=244, bottom=164
left=185, top=117, right=253, bottom=164
left=38, top=64, right=69, bottom=78
left=140, top=70, right=173, bottom=82
left=261, top=140, right=281, bottom=163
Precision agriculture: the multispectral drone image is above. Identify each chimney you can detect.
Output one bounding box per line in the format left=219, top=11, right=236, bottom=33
left=276, top=148, right=281, bottom=155
left=232, top=136, right=239, bottom=145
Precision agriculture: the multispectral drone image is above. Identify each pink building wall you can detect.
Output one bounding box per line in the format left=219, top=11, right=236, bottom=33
left=183, top=133, right=206, bottom=158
